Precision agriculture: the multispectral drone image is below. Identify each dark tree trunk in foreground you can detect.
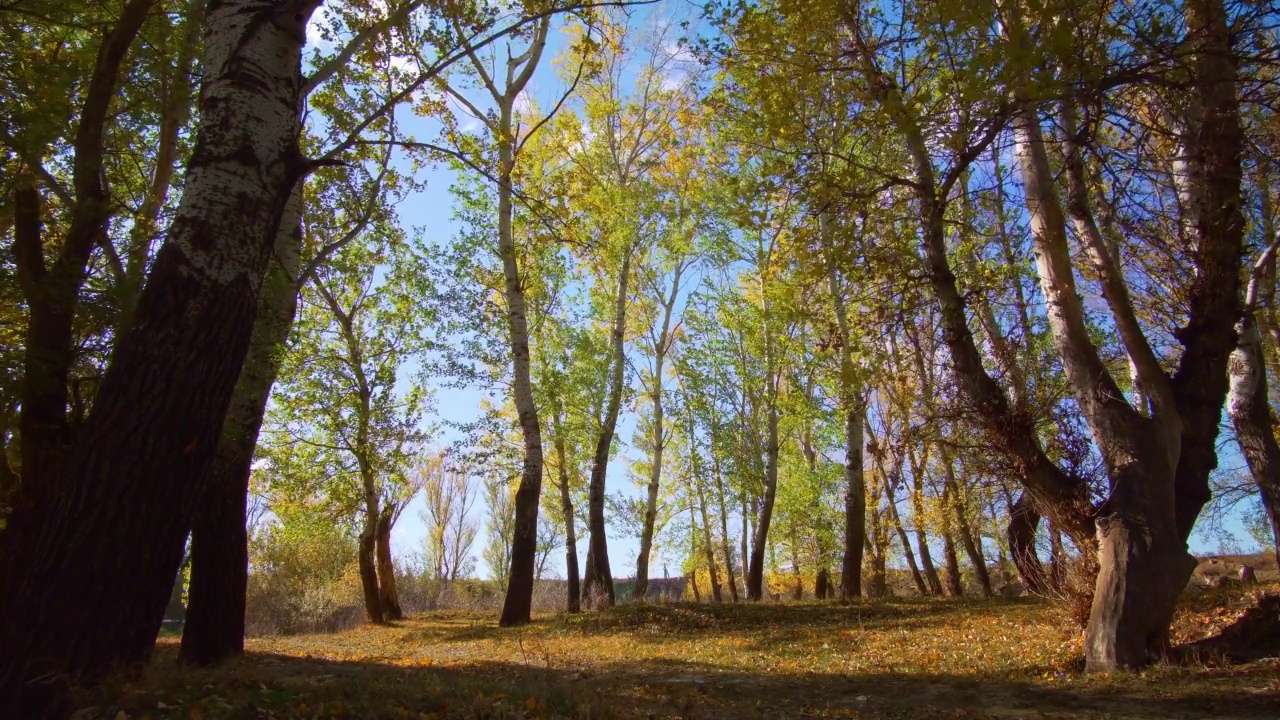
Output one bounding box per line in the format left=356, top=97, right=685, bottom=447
left=181, top=192, right=303, bottom=666
left=0, top=1, right=317, bottom=711
left=941, top=525, right=963, bottom=597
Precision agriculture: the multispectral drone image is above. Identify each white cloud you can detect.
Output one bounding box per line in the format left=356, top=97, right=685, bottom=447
left=664, top=42, right=698, bottom=66
left=513, top=90, right=536, bottom=116
left=305, top=0, right=336, bottom=50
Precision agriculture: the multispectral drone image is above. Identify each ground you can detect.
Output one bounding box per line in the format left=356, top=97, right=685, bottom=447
left=77, top=578, right=1280, bottom=720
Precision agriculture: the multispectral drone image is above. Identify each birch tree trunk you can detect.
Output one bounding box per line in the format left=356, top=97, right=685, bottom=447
left=474, top=16, right=549, bottom=627
left=0, top=1, right=318, bottom=708
left=1228, top=241, right=1280, bottom=567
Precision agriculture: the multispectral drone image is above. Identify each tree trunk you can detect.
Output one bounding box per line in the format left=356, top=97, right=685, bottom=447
left=358, top=515, right=384, bottom=625
left=1229, top=246, right=1280, bottom=567
left=552, top=405, right=581, bottom=613
left=636, top=266, right=682, bottom=600
left=746, top=405, right=780, bottom=600
left=483, top=17, right=550, bottom=628
left=181, top=187, right=303, bottom=666
left=0, top=2, right=317, bottom=709
left=886, top=479, right=927, bottom=596
left=376, top=506, right=403, bottom=621
left=1007, top=491, right=1051, bottom=595
left=713, top=455, right=739, bottom=602
left=827, top=256, right=865, bottom=600
left=790, top=523, right=804, bottom=599
left=690, top=427, right=722, bottom=602
left=907, top=449, right=943, bottom=596
left=741, top=496, right=751, bottom=596
left=940, top=488, right=963, bottom=597
left=953, top=488, right=993, bottom=597
left=582, top=250, right=632, bottom=608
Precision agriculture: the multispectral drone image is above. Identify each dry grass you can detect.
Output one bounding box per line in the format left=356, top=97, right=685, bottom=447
left=75, top=587, right=1280, bottom=720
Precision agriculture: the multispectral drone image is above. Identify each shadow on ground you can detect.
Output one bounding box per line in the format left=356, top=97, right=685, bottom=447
left=77, top=644, right=1279, bottom=719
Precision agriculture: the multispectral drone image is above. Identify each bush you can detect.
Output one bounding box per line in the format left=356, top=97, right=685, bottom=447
left=245, top=515, right=366, bottom=636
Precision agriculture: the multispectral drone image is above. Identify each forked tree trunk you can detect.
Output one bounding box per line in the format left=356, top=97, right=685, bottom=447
left=0, top=2, right=318, bottom=709
left=583, top=250, right=633, bottom=608
left=636, top=265, right=683, bottom=599
left=376, top=506, right=403, bottom=621
left=886, top=480, right=927, bottom=596
left=690, top=426, right=722, bottom=602
left=907, top=448, right=944, bottom=596
left=939, top=485, right=963, bottom=597
left=457, top=16, right=551, bottom=628
left=1010, top=78, right=1197, bottom=668
left=181, top=188, right=303, bottom=666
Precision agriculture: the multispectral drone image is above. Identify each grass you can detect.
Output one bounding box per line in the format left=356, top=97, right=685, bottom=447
left=76, top=587, right=1280, bottom=720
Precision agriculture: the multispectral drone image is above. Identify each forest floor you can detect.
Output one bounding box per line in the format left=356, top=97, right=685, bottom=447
left=77, top=578, right=1280, bottom=720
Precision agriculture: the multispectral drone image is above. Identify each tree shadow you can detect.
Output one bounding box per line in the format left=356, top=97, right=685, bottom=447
left=81, top=639, right=1278, bottom=720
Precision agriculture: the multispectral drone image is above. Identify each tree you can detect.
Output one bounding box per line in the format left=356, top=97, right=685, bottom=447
left=420, top=453, right=480, bottom=581
left=0, top=1, right=320, bottom=707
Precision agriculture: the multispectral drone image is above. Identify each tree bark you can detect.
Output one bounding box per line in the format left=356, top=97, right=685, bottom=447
left=636, top=265, right=682, bottom=599
left=689, top=418, right=722, bottom=602
left=940, top=481, right=963, bottom=597
left=181, top=187, right=303, bottom=666
left=376, top=505, right=403, bottom=621
left=358, top=512, right=384, bottom=624
left=886, top=477, right=927, bottom=596
left=0, top=2, right=317, bottom=709
left=1170, top=0, right=1247, bottom=543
